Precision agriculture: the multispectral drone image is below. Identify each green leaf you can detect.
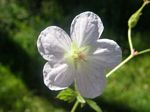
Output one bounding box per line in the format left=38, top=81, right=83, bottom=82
left=80, top=103, right=86, bottom=108
left=56, top=88, right=76, bottom=103
left=77, top=94, right=86, bottom=104
left=87, top=100, right=102, bottom=112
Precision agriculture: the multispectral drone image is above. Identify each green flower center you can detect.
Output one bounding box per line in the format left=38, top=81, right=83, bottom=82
left=65, top=42, right=89, bottom=69
left=70, top=44, right=86, bottom=61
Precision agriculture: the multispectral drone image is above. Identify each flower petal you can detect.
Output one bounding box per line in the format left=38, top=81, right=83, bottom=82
left=70, top=11, right=104, bottom=47
left=43, top=62, right=74, bottom=90
left=91, top=39, right=122, bottom=69
left=75, top=61, right=106, bottom=98
left=37, top=26, right=71, bottom=62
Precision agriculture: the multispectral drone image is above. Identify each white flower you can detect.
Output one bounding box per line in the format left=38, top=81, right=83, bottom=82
left=37, top=11, right=122, bottom=98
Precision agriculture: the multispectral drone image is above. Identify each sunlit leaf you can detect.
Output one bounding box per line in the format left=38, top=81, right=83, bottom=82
left=87, top=99, right=102, bottom=112
left=56, top=88, right=76, bottom=103
left=77, top=94, right=86, bottom=104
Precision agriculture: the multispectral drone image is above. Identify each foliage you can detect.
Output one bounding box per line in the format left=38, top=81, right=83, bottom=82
left=86, top=100, right=102, bottom=112
left=0, top=65, right=65, bottom=112
left=57, top=88, right=76, bottom=103
left=102, top=55, right=150, bottom=112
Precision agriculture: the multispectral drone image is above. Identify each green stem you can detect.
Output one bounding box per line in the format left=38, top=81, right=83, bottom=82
left=106, top=48, right=150, bottom=78
left=128, top=28, right=134, bottom=54
left=70, top=81, right=85, bottom=112
left=137, top=49, right=150, bottom=55
left=128, top=0, right=149, bottom=53
left=106, top=54, right=133, bottom=78
left=136, top=1, right=148, bottom=15
left=106, top=15, right=134, bottom=78
left=70, top=100, right=79, bottom=112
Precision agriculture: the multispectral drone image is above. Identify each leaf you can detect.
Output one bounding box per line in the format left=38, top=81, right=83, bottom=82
left=56, top=88, right=76, bottom=103
left=86, top=99, right=102, bottom=112
left=77, top=94, right=86, bottom=104
left=80, top=103, right=86, bottom=108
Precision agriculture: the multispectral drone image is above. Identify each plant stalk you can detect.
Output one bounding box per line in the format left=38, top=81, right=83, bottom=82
left=70, top=100, right=79, bottom=112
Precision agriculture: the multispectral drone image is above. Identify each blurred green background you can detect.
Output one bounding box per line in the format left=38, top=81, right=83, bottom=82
left=0, top=0, right=150, bottom=112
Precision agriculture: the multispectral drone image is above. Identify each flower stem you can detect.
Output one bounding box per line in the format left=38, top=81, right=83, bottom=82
left=106, top=47, right=150, bottom=78
left=106, top=0, right=150, bottom=78
left=70, top=100, right=79, bottom=112
left=137, top=49, right=150, bottom=55
left=128, top=28, right=134, bottom=54
left=106, top=54, right=133, bottom=78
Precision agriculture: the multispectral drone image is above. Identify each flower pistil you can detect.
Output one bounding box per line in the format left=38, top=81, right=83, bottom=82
left=65, top=42, right=88, bottom=69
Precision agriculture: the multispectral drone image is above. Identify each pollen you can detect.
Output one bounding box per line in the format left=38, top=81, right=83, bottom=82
left=79, top=52, right=87, bottom=61
left=73, top=51, right=86, bottom=61
left=70, top=49, right=87, bottom=69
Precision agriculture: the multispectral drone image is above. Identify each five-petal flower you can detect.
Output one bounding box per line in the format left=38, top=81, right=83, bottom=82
left=37, top=11, right=122, bottom=98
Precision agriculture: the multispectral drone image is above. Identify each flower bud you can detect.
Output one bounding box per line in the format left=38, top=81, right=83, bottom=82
left=128, top=1, right=149, bottom=28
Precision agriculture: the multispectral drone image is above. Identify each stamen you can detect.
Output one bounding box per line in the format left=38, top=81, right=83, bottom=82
left=78, top=52, right=86, bottom=61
